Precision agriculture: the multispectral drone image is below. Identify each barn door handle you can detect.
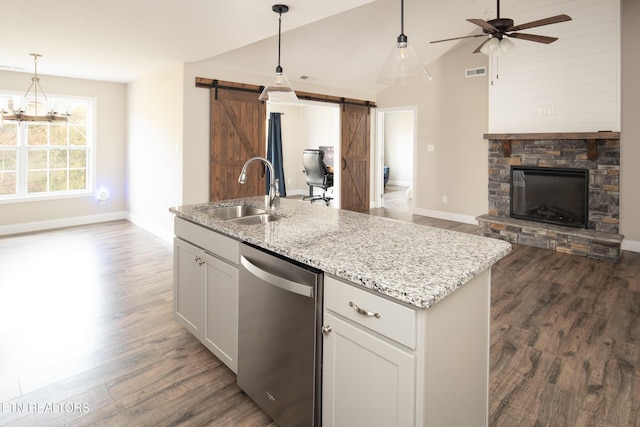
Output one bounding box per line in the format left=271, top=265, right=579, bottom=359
left=342, top=157, right=346, bottom=170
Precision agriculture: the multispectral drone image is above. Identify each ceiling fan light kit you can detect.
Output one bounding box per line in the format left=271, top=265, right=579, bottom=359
left=480, top=36, right=514, bottom=56
left=1, top=54, right=69, bottom=124
left=259, top=4, right=298, bottom=103
left=430, top=0, right=572, bottom=56
left=377, top=0, right=432, bottom=86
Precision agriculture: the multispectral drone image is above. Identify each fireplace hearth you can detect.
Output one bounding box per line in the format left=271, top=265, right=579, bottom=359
left=477, top=132, right=623, bottom=262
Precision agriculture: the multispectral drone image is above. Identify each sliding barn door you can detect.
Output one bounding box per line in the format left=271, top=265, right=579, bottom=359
left=209, top=87, right=266, bottom=202
left=341, top=104, right=370, bottom=212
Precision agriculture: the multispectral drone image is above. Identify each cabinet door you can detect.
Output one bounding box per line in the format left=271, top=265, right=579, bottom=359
left=174, top=238, right=204, bottom=338
left=202, top=252, right=239, bottom=374
left=322, top=312, right=415, bottom=427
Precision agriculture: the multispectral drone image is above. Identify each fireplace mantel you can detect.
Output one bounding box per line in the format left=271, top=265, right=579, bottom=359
left=484, top=131, right=620, bottom=140
left=484, top=132, right=620, bottom=161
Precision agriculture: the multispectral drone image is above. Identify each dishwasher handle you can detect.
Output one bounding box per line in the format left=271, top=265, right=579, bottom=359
left=241, top=255, right=314, bottom=298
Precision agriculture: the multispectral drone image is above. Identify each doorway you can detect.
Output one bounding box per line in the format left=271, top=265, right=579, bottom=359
left=267, top=101, right=341, bottom=208
left=375, top=107, right=416, bottom=213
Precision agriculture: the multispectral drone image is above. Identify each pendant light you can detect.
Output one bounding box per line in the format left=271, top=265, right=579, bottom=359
left=1, top=54, right=69, bottom=123
left=259, top=4, right=298, bottom=103
left=376, top=0, right=432, bottom=86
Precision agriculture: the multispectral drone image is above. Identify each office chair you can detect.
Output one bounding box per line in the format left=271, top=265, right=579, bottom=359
left=302, top=149, right=334, bottom=205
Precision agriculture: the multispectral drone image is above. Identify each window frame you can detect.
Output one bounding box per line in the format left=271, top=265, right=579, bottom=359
left=0, top=92, right=96, bottom=204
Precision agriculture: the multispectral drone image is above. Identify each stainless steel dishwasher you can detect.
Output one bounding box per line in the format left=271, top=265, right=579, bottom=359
left=237, top=243, right=323, bottom=427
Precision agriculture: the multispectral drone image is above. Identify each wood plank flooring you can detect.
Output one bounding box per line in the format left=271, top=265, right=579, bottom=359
left=1, top=199, right=639, bottom=426
left=0, top=222, right=275, bottom=427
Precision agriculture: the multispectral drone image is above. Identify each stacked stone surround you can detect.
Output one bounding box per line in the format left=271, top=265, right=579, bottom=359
left=477, top=132, right=623, bottom=262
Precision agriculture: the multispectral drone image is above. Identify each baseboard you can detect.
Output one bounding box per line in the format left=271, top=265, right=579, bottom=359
left=413, top=208, right=479, bottom=225
left=622, top=239, right=640, bottom=253
left=0, top=212, right=128, bottom=236
left=387, top=180, right=412, bottom=187
left=284, top=189, right=309, bottom=197
left=126, top=213, right=174, bottom=244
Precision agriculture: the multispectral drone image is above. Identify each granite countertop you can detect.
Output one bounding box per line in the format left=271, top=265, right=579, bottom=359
left=170, top=197, right=512, bottom=309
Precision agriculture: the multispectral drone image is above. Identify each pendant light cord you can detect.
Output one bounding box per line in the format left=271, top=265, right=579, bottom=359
left=397, top=0, right=407, bottom=43
left=400, top=0, right=404, bottom=35
left=277, top=9, right=283, bottom=72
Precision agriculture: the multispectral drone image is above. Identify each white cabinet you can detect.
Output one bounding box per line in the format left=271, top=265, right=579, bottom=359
left=322, top=275, right=416, bottom=427
left=174, top=238, right=205, bottom=337
left=173, top=218, right=239, bottom=373
left=201, top=250, right=238, bottom=372
left=322, top=311, right=416, bottom=427
left=323, top=272, right=492, bottom=427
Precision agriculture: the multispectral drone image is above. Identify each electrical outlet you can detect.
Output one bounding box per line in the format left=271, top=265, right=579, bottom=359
left=428, top=144, right=435, bottom=152
left=442, top=195, right=448, bottom=204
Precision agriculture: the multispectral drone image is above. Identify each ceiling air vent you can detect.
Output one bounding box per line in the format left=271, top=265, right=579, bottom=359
left=465, top=67, right=486, bottom=78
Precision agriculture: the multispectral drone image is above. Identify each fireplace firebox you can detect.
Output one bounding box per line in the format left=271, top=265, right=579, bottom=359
left=510, top=166, right=589, bottom=229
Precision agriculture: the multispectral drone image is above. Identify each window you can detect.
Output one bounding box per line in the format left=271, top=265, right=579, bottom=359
left=0, top=96, right=94, bottom=202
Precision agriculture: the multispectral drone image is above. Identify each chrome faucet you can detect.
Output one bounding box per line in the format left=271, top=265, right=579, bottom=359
left=238, top=157, right=280, bottom=210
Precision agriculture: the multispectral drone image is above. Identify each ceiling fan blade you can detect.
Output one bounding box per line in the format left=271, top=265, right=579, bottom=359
left=473, top=38, right=490, bottom=54
left=467, top=18, right=498, bottom=33
left=507, top=14, right=572, bottom=32
left=508, top=32, right=558, bottom=44
left=430, top=34, right=486, bottom=44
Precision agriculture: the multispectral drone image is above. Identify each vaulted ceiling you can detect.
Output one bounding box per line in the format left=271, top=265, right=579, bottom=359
left=3, top=0, right=527, bottom=94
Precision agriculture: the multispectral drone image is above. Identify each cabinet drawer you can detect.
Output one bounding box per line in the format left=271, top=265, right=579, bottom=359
left=174, top=217, right=239, bottom=265
left=324, top=275, right=416, bottom=349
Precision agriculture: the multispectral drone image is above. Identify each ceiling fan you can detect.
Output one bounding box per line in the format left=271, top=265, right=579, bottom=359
left=430, top=0, right=572, bottom=54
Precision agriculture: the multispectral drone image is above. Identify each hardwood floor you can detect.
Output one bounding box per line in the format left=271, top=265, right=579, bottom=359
left=1, top=207, right=639, bottom=426
left=0, top=222, right=274, bottom=427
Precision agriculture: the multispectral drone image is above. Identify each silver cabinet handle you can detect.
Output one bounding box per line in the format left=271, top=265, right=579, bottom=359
left=241, top=255, right=313, bottom=298
left=321, top=325, right=332, bottom=335
left=349, top=301, right=381, bottom=318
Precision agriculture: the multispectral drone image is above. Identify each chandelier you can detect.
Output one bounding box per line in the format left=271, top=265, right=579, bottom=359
left=1, top=54, right=69, bottom=123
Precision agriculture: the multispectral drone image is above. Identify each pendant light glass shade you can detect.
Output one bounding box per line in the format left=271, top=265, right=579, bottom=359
left=258, top=67, right=297, bottom=102
left=377, top=36, right=432, bottom=85
left=376, top=0, right=432, bottom=86
left=259, top=5, right=298, bottom=102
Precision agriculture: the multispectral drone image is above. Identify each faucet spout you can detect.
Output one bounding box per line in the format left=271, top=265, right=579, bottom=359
left=238, top=157, right=280, bottom=210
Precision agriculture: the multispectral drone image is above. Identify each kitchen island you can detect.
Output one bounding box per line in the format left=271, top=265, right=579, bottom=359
left=170, top=197, right=511, bottom=426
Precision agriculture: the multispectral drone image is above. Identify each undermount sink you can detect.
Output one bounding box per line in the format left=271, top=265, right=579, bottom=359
left=205, top=205, right=267, bottom=220
left=226, top=213, right=283, bottom=225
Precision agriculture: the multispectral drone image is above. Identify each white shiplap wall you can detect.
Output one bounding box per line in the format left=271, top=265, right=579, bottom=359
left=488, top=0, right=620, bottom=133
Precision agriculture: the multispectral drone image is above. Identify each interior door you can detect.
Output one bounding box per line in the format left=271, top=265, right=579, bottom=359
left=210, top=86, right=266, bottom=201
left=340, top=104, right=370, bottom=212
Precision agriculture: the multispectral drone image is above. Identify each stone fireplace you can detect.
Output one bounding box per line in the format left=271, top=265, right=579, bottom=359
left=477, top=132, right=623, bottom=262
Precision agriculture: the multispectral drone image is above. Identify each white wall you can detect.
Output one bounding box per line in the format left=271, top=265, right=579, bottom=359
left=127, top=64, right=184, bottom=241
left=489, top=0, right=620, bottom=133
left=383, top=111, right=413, bottom=186
left=376, top=37, right=490, bottom=224
left=0, top=71, right=126, bottom=234
left=620, top=0, right=640, bottom=250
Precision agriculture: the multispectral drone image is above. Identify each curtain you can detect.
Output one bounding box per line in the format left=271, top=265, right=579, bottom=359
left=266, top=112, right=286, bottom=197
